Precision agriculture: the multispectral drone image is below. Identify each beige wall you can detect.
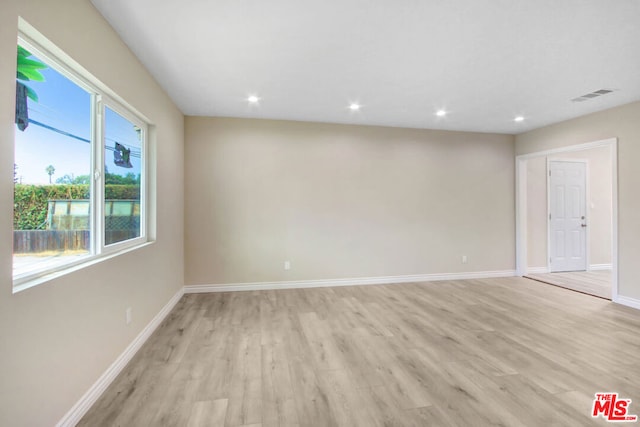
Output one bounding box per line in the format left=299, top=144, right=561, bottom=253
left=0, top=1, right=184, bottom=426
left=185, top=117, right=515, bottom=286
left=526, top=147, right=613, bottom=269
left=516, top=101, right=640, bottom=299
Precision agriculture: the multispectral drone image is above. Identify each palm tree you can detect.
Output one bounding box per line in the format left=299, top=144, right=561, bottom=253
left=17, top=46, right=46, bottom=102
left=45, top=165, right=55, bottom=184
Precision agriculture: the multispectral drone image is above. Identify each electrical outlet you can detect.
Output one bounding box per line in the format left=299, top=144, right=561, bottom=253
left=126, top=307, right=132, bottom=325
left=284, top=261, right=291, bottom=270
left=462, top=255, right=468, bottom=264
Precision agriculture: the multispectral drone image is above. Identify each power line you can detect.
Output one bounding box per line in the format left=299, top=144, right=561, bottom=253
left=105, top=137, right=140, bottom=152
left=28, top=118, right=90, bottom=143
left=26, top=118, right=141, bottom=158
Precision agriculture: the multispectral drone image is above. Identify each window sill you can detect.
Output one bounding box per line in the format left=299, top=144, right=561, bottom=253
left=12, top=241, right=154, bottom=294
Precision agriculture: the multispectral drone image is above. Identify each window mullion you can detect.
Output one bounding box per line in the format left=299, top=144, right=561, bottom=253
left=93, top=95, right=105, bottom=254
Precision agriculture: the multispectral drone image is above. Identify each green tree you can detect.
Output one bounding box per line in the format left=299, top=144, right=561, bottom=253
left=55, top=174, right=91, bottom=185
left=57, top=172, right=138, bottom=185
left=105, top=172, right=140, bottom=185
left=45, top=165, right=55, bottom=184
left=72, top=175, right=91, bottom=185
left=55, top=174, right=74, bottom=184
left=17, top=46, right=47, bottom=102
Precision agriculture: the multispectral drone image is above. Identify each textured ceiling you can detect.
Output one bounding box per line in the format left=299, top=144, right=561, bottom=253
left=91, top=0, right=640, bottom=134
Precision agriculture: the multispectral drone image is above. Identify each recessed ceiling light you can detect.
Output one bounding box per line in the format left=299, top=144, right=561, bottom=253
left=514, top=116, right=524, bottom=122
left=349, top=103, right=361, bottom=111
left=247, top=95, right=260, bottom=104
left=436, top=109, right=447, bottom=117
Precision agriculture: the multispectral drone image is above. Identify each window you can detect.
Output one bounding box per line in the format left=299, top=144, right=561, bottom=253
left=103, top=106, right=144, bottom=246
left=13, top=32, right=148, bottom=289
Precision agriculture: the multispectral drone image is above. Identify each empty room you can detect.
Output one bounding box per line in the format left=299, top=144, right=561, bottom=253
left=2, top=1, right=640, bottom=426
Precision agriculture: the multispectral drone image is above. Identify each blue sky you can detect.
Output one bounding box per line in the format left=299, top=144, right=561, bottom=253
left=14, top=47, right=141, bottom=184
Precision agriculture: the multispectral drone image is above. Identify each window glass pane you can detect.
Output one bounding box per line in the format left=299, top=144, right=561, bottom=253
left=104, top=107, right=142, bottom=246
left=13, top=44, right=92, bottom=277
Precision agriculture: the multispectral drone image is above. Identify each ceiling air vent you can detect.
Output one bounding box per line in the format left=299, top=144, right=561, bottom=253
left=571, top=89, right=614, bottom=103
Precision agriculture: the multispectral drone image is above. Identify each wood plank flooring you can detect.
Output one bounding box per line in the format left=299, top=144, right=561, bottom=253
left=525, top=270, right=612, bottom=299
left=79, top=277, right=640, bottom=426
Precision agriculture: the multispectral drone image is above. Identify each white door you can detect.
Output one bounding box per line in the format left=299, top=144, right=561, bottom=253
left=549, top=161, right=587, bottom=272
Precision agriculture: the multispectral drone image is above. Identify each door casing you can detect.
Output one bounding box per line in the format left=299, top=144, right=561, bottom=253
left=515, top=137, right=617, bottom=302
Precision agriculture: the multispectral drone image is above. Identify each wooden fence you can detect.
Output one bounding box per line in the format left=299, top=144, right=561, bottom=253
left=13, top=230, right=142, bottom=254
left=14, top=230, right=90, bottom=254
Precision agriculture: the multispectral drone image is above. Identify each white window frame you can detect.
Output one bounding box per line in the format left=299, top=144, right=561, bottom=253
left=13, top=27, right=150, bottom=291
left=100, top=97, right=148, bottom=254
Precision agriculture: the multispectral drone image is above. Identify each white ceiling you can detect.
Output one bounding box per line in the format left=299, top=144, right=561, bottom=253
left=91, top=0, right=640, bottom=134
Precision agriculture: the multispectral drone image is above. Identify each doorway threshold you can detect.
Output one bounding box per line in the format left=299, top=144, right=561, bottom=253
left=524, top=270, right=612, bottom=300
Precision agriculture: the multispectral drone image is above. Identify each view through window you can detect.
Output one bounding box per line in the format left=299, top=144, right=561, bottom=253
left=104, top=106, right=143, bottom=246
left=13, top=37, right=147, bottom=284
left=14, top=44, right=92, bottom=277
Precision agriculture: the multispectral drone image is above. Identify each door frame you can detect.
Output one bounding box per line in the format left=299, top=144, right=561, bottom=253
left=515, top=137, right=617, bottom=301
left=546, top=159, right=589, bottom=273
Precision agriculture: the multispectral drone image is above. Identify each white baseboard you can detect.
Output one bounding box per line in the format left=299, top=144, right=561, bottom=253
left=590, top=263, right=613, bottom=271
left=56, top=287, right=185, bottom=427
left=526, top=266, right=549, bottom=274
left=184, top=270, right=516, bottom=293
left=616, top=295, right=640, bottom=310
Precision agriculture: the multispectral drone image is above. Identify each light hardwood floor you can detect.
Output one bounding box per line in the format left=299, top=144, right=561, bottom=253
left=79, top=277, right=640, bottom=426
left=525, top=270, right=612, bottom=299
